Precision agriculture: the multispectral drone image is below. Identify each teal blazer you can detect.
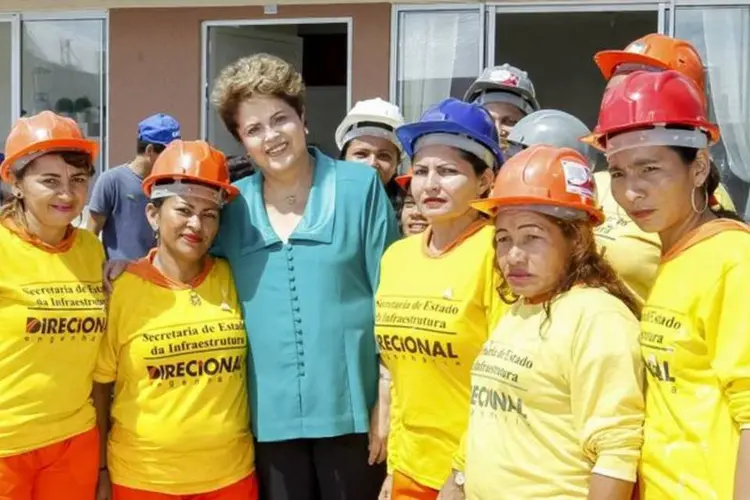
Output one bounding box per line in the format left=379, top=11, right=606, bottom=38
left=215, top=147, right=400, bottom=442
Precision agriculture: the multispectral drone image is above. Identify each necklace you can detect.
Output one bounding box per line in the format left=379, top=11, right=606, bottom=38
left=286, top=195, right=297, bottom=205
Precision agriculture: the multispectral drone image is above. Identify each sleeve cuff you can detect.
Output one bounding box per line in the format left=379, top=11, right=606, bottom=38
left=740, top=423, right=750, bottom=431
left=591, top=454, right=638, bottom=483
left=452, top=454, right=465, bottom=472
left=92, top=371, right=116, bottom=384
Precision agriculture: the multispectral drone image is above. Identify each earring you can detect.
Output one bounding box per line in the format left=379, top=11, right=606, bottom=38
left=152, top=225, right=159, bottom=239
left=690, top=185, right=709, bottom=214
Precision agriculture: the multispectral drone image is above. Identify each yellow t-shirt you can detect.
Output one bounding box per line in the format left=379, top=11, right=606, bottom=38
left=594, top=172, right=661, bottom=306
left=594, top=173, right=737, bottom=306
left=94, top=255, right=253, bottom=495
left=376, top=222, right=505, bottom=490
left=640, top=220, right=750, bottom=500
left=0, top=223, right=106, bottom=456
left=465, top=287, right=644, bottom=499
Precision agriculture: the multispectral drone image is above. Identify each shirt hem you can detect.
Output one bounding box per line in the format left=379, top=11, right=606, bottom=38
left=93, top=371, right=116, bottom=384
left=0, top=422, right=96, bottom=458
left=254, top=415, right=370, bottom=442
left=110, top=466, right=255, bottom=496
left=393, top=464, right=446, bottom=491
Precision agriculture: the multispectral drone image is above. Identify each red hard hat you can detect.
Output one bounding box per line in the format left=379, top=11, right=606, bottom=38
left=588, top=70, right=719, bottom=151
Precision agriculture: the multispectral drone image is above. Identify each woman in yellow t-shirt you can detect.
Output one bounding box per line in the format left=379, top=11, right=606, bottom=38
left=466, top=144, right=645, bottom=500
left=592, top=70, right=750, bottom=500
left=375, top=98, right=504, bottom=500
left=0, top=112, right=105, bottom=500
left=92, top=140, right=256, bottom=500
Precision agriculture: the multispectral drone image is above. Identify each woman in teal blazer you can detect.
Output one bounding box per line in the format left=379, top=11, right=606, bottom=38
left=211, top=54, right=399, bottom=500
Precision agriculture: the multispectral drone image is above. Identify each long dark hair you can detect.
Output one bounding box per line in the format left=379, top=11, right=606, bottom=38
left=495, top=215, right=641, bottom=334
left=670, top=146, right=742, bottom=221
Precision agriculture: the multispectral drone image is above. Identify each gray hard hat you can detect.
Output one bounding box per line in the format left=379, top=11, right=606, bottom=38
left=506, top=109, right=599, bottom=166
left=464, top=64, right=540, bottom=115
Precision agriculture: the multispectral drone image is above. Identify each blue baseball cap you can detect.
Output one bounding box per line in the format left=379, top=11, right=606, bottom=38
left=137, top=113, right=181, bottom=146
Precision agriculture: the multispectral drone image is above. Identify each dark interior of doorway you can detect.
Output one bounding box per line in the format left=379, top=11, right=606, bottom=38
left=298, top=23, right=348, bottom=157
left=208, top=23, right=347, bottom=159
left=494, top=11, right=658, bottom=129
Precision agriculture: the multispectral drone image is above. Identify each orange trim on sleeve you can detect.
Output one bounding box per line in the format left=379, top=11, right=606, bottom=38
left=126, top=248, right=215, bottom=290
left=1, top=217, right=77, bottom=253
left=661, top=219, right=750, bottom=263
left=421, top=218, right=490, bottom=258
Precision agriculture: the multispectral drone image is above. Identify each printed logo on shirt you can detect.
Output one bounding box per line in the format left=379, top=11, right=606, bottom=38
left=470, top=340, right=534, bottom=422
left=21, top=281, right=106, bottom=344
left=594, top=213, right=632, bottom=240
left=140, top=318, right=247, bottom=389
left=376, top=295, right=464, bottom=364
left=641, top=305, right=686, bottom=388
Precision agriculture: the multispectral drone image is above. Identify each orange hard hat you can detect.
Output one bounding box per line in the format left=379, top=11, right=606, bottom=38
left=594, top=33, right=705, bottom=93
left=395, top=168, right=412, bottom=190
left=471, top=144, right=604, bottom=225
left=142, top=140, right=239, bottom=204
left=1, top=111, right=98, bottom=182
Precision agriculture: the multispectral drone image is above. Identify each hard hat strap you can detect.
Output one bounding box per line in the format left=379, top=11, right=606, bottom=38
left=497, top=204, right=589, bottom=222
left=612, top=63, right=664, bottom=76
left=341, top=125, right=401, bottom=152
left=606, top=126, right=708, bottom=156
left=151, top=181, right=226, bottom=206
left=414, top=133, right=496, bottom=170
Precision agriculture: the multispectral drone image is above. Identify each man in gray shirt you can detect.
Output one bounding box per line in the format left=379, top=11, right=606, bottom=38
left=87, top=113, right=181, bottom=260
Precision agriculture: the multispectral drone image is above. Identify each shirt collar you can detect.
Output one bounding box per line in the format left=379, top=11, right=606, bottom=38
left=243, top=147, right=336, bottom=251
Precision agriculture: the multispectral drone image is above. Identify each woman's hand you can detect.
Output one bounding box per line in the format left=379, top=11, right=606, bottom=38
left=368, top=398, right=389, bottom=465
left=102, top=260, right=129, bottom=297
left=437, top=471, right=466, bottom=500
left=378, top=474, right=393, bottom=500
left=96, top=469, right=111, bottom=500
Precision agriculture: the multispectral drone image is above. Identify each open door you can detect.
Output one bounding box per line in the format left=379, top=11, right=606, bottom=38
left=207, top=27, right=303, bottom=157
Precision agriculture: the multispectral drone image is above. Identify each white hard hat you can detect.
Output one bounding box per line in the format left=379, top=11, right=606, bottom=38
left=335, top=98, right=405, bottom=152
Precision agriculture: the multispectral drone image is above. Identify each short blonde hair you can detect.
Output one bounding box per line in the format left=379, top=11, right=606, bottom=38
left=211, top=53, right=306, bottom=141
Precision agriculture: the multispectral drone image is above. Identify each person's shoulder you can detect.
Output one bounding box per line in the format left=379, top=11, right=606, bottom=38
left=97, top=164, right=130, bottom=182
left=325, top=151, right=380, bottom=188
left=383, top=232, right=420, bottom=258
left=556, top=286, right=635, bottom=318
left=211, top=256, right=232, bottom=276
left=73, top=228, right=105, bottom=261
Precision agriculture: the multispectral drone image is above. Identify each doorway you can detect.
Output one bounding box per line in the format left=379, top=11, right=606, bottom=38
left=489, top=6, right=661, bottom=128
left=202, top=19, right=351, bottom=159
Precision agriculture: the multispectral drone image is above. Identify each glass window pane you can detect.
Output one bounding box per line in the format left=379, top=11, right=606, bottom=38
left=0, top=21, right=11, bottom=143
left=21, top=19, right=106, bottom=174
left=0, top=20, right=12, bottom=204
left=676, top=7, right=750, bottom=218
left=494, top=11, right=656, bottom=129
left=396, top=10, right=481, bottom=122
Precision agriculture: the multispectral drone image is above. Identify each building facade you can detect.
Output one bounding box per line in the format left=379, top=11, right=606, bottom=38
left=1, top=0, right=749, bottom=217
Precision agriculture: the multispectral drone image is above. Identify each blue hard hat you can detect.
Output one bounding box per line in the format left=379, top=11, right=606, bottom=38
left=396, top=98, right=504, bottom=169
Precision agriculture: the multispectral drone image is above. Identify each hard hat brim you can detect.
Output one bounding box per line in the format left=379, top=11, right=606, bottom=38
left=593, top=50, right=668, bottom=80
left=470, top=196, right=605, bottom=226
left=335, top=113, right=404, bottom=151
left=463, top=81, right=540, bottom=112
left=587, top=120, right=720, bottom=153
left=394, top=174, right=411, bottom=190
left=396, top=120, right=504, bottom=168
left=142, top=173, right=240, bottom=203
left=0, top=138, right=99, bottom=183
